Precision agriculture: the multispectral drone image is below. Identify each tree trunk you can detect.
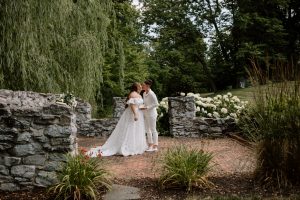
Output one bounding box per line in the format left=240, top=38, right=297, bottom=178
left=197, top=56, right=217, bottom=92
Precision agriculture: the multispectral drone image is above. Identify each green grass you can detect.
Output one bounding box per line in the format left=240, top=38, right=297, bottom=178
left=202, top=81, right=300, bottom=103
left=202, top=86, right=256, bottom=102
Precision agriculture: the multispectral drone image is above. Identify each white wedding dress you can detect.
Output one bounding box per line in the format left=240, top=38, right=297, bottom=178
left=86, top=98, right=148, bottom=157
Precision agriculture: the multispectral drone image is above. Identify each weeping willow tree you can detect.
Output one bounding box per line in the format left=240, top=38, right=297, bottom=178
left=98, top=0, right=149, bottom=116
left=0, top=0, right=112, bottom=106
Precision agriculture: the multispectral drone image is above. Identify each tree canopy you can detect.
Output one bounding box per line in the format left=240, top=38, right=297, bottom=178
left=0, top=0, right=299, bottom=116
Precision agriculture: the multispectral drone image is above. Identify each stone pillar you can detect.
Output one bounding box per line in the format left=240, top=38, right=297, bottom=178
left=168, top=96, right=196, bottom=137
left=168, top=96, right=235, bottom=137
left=75, top=99, right=92, bottom=127
left=76, top=97, right=125, bottom=137
left=0, top=89, right=77, bottom=191
left=74, top=99, right=92, bottom=136
left=113, top=97, right=126, bottom=118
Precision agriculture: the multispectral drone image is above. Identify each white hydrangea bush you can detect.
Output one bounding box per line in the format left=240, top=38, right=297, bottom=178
left=172, top=92, right=248, bottom=121
left=157, top=97, right=168, bottom=119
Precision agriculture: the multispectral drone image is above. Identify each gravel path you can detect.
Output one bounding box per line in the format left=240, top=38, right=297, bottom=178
left=78, top=136, right=256, bottom=180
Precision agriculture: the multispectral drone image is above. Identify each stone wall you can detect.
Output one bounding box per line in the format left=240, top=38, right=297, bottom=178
left=168, top=96, right=236, bottom=137
left=0, top=89, right=237, bottom=192
left=75, top=95, right=236, bottom=138
left=76, top=97, right=126, bottom=137
left=0, top=89, right=77, bottom=191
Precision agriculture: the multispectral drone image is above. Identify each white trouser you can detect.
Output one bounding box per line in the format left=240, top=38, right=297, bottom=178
left=144, top=114, right=158, bottom=146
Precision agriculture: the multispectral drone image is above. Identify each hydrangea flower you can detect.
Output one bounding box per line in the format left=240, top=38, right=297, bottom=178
left=221, top=108, right=228, bottom=114
left=158, top=92, right=248, bottom=122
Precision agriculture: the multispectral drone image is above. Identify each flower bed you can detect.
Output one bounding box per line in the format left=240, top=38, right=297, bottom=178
left=158, top=92, right=248, bottom=122
left=157, top=93, right=249, bottom=137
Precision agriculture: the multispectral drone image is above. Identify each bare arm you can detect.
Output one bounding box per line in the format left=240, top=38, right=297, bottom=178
left=128, top=92, right=140, bottom=121
left=130, top=104, right=138, bottom=121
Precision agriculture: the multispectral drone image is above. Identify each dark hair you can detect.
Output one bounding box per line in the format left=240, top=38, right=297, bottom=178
left=125, top=82, right=140, bottom=108
left=144, top=79, right=153, bottom=86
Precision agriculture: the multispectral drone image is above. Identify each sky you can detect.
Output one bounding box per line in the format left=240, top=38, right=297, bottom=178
left=132, top=0, right=142, bottom=8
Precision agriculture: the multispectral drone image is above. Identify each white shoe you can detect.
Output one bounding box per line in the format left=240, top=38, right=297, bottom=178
left=146, top=147, right=155, bottom=152
left=153, top=147, right=158, bottom=151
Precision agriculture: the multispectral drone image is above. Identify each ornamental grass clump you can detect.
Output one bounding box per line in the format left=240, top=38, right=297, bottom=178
left=240, top=59, right=300, bottom=188
left=159, top=145, right=213, bottom=192
left=49, top=148, right=111, bottom=200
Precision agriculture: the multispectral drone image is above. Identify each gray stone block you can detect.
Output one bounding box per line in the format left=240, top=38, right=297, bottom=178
left=35, top=171, right=58, bottom=187
left=11, top=165, right=36, bottom=178
left=49, top=153, right=66, bottom=162
left=43, top=161, right=64, bottom=172
left=0, top=183, right=20, bottom=191
left=209, top=127, right=222, bottom=133
left=16, top=132, right=32, bottom=143
left=44, top=125, right=72, bottom=138
left=34, top=114, right=60, bottom=125
left=0, top=165, right=9, bottom=175
left=3, top=156, right=21, bottom=166
left=104, top=184, right=140, bottom=200
left=23, top=155, right=47, bottom=166
left=199, top=125, right=208, bottom=131
left=0, top=142, right=13, bottom=151
left=12, top=144, right=35, bottom=156
left=0, top=174, right=13, bottom=183
left=43, top=104, right=71, bottom=115
left=14, top=177, right=29, bottom=182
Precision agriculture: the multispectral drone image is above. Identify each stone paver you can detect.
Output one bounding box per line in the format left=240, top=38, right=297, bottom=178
left=78, top=136, right=255, bottom=180
left=103, top=184, right=140, bottom=200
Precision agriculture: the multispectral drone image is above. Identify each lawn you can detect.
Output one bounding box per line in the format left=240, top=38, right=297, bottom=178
left=202, top=87, right=256, bottom=102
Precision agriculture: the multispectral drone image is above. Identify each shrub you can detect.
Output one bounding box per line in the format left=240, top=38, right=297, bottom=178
left=158, top=93, right=248, bottom=125
left=159, top=145, right=213, bottom=191
left=238, top=60, right=300, bottom=188
left=157, top=97, right=170, bottom=136
left=49, top=148, right=111, bottom=200
left=185, top=92, right=248, bottom=121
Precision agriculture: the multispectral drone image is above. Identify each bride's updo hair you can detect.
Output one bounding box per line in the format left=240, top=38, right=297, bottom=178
left=130, top=82, right=140, bottom=92
left=125, top=82, right=140, bottom=108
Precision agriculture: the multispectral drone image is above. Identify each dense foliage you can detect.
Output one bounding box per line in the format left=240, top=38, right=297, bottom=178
left=0, top=0, right=111, bottom=108
left=0, top=0, right=299, bottom=115
left=0, top=0, right=148, bottom=117
left=142, top=0, right=300, bottom=92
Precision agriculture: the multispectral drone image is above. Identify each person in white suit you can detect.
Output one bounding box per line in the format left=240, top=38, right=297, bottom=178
left=140, top=79, right=159, bottom=151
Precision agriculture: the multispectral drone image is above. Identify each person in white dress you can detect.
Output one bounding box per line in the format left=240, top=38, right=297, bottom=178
left=86, top=82, right=148, bottom=157
left=140, top=80, right=159, bottom=152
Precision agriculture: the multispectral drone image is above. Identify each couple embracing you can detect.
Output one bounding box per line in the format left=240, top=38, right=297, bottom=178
left=87, top=80, right=159, bottom=157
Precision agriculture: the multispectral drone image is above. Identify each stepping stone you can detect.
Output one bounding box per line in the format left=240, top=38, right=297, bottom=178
left=103, top=184, right=141, bottom=200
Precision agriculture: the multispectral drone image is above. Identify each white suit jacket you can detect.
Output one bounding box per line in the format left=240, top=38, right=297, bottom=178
left=143, top=89, right=159, bottom=117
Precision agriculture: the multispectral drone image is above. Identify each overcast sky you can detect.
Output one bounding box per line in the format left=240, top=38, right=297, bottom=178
left=132, top=0, right=141, bottom=7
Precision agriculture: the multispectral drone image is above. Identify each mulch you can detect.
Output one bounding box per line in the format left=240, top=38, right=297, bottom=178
left=1, top=136, right=299, bottom=200
left=1, top=175, right=299, bottom=200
